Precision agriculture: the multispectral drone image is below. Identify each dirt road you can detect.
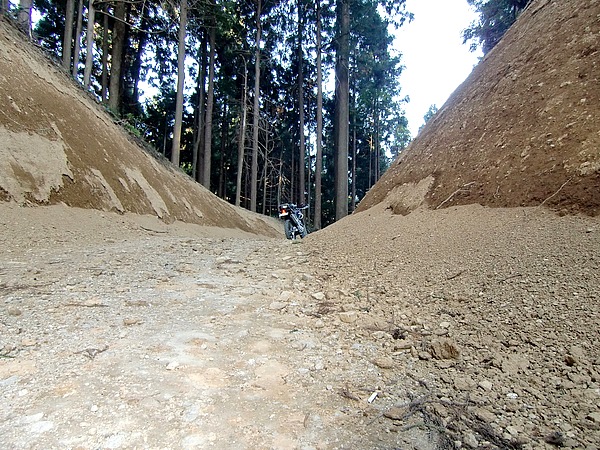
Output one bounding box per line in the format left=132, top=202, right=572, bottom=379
left=0, top=204, right=438, bottom=450
left=2, top=203, right=600, bottom=450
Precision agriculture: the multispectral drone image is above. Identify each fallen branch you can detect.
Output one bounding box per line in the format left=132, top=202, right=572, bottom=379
left=446, top=269, right=465, bottom=281
left=498, top=273, right=522, bottom=283
left=539, top=177, right=573, bottom=207
left=140, top=226, right=168, bottom=233
left=75, top=345, right=109, bottom=360
left=436, top=182, right=476, bottom=210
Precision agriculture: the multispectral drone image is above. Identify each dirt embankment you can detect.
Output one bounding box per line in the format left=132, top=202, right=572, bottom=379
left=359, top=0, right=600, bottom=217
left=0, top=18, right=277, bottom=237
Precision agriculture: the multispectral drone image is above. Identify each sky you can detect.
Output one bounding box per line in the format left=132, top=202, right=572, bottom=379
left=394, top=0, right=483, bottom=136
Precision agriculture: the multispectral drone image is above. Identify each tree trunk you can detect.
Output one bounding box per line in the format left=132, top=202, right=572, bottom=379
left=351, top=118, right=357, bottom=212
left=334, top=0, right=349, bottom=221
left=297, top=0, right=305, bottom=206
left=108, top=1, right=126, bottom=111
left=130, top=11, right=149, bottom=112
left=202, top=23, right=216, bottom=189
left=72, top=0, right=84, bottom=79
left=192, top=34, right=207, bottom=183
left=62, top=0, right=75, bottom=71
left=235, top=60, right=248, bottom=207
left=314, top=0, right=323, bottom=229
left=83, top=0, right=95, bottom=89
left=171, top=0, right=188, bottom=168
left=101, top=11, right=109, bottom=102
left=218, top=103, right=228, bottom=199
left=17, top=0, right=32, bottom=36
left=250, top=0, right=262, bottom=212
left=0, top=0, right=8, bottom=14
left=262, top=124, right=269, bottom=215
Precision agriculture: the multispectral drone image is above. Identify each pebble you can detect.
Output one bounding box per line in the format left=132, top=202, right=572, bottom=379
left=383, top=407, right=404, bottom=420
left=7, top=306, right=22, bottom=316
left=372, top=357, right=394, bottom=369
left=166, top=361, right=180, bottom=371
left=339, top=311, right=357, bottom=323
left=478, top=380, right=493, bottom=391
left=269, top=302, right=287, bottom=310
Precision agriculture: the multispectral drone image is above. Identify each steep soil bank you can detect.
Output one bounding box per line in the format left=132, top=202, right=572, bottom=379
left=0, top=18, right=275, bottom=236
left=359, top=0, right=600, bottom=216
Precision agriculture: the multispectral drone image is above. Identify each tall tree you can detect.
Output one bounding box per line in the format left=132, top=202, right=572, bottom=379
left=82, top=0, right=95, bottom=89
left=192, top=34, right=207, bottom=182
left=202, top=22, right=216, bottom=188
left=334, top=0, right=349, bottom=220
left=100, top=10, right=109, bottom=102
left=108, top=1, right=126, bottom=111
left=72, top=0, right=83, bottom=78
left=235, top=59, right=248, bottom=207
left=18, top=0, right=32, bottom=36
left=297, top=0, right=305, bottom=206
left=314, top=0, right=324, bottom=229
left=171, top=0, right=188, bottom=167
left=62, top=0, right=75, bottom=71
left=250, top=0, right=262, bottom=212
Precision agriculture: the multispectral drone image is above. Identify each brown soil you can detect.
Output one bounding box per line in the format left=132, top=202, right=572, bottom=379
left=358, top=0, right=600, bottom=217
left=1, top=0, right=600, bottom=449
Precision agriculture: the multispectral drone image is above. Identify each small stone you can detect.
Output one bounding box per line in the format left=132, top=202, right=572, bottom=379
left=339, top=311, right=357, bottom=323
left=430, top=339, right=460, bottom=360
left=383, top=407, right=404, bottom=420
left=505, top=399, right=520, bottom=412
left=311, top=292, right=325, bottom=301
left=544, top=432, right=565, bottom=446
left=372, top=357, right=394, bottom=369
left=439, top=321, right=451, bottom=329
left=21, top=338, right=37, bottom=347
left=418, top=351, right=432, bottom=360
left=278, top=291, right=294, bottom=301
left=123, top=318, right=141, bottom=326
left=454, top=376, right=476, bottom=391
left=325, top=290, right=338, bottom=300
left=7, top=306, right=22, bottom=316
left=269, top=302, right=286, bottom=311
left=478, top=380, right=493, bottom=391
left=587, top=412, right=600, bottom=423
left=166, top=361, right=180, bottom=371
left=472, top=406, right=496, bottom=423
left=506, top=425, right=519, bottom=436
left=463, top=432, right=478, bottom=448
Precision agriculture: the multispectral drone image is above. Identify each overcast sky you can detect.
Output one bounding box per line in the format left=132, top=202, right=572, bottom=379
left=395, top=0, right=483, bottom=136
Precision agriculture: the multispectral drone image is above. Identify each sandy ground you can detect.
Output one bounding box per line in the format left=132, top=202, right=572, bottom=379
left=2, top=203, right=599, bottom=450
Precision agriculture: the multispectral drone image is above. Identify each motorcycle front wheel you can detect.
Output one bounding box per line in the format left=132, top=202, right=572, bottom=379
left=284, top=220, right=294, bottom=240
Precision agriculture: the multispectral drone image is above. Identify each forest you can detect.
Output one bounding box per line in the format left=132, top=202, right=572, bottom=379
left=1, top=0, right=529, bottom=228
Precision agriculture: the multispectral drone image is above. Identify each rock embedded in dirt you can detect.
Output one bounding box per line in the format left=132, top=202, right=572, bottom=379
left=339, top=311, right=358, bottom=323
left=429, top=338, right=460, bottom=360
left=7, top=306, right=22, bottom=316
left=372, top=356, right=395, bottom=369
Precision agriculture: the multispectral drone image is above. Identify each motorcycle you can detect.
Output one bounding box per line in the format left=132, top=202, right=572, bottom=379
left=278, top=203, right=308, bottom=240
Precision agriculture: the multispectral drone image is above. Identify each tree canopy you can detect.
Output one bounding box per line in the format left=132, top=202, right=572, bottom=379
left=463, top=0, right=531, bottom=53
left=10, top=0, right=416, bottom=227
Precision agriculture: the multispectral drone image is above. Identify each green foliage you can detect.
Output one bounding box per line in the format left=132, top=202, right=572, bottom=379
left=418, top=104, right=438, bottom=132
left=463, top=0, right=532, bottom=53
